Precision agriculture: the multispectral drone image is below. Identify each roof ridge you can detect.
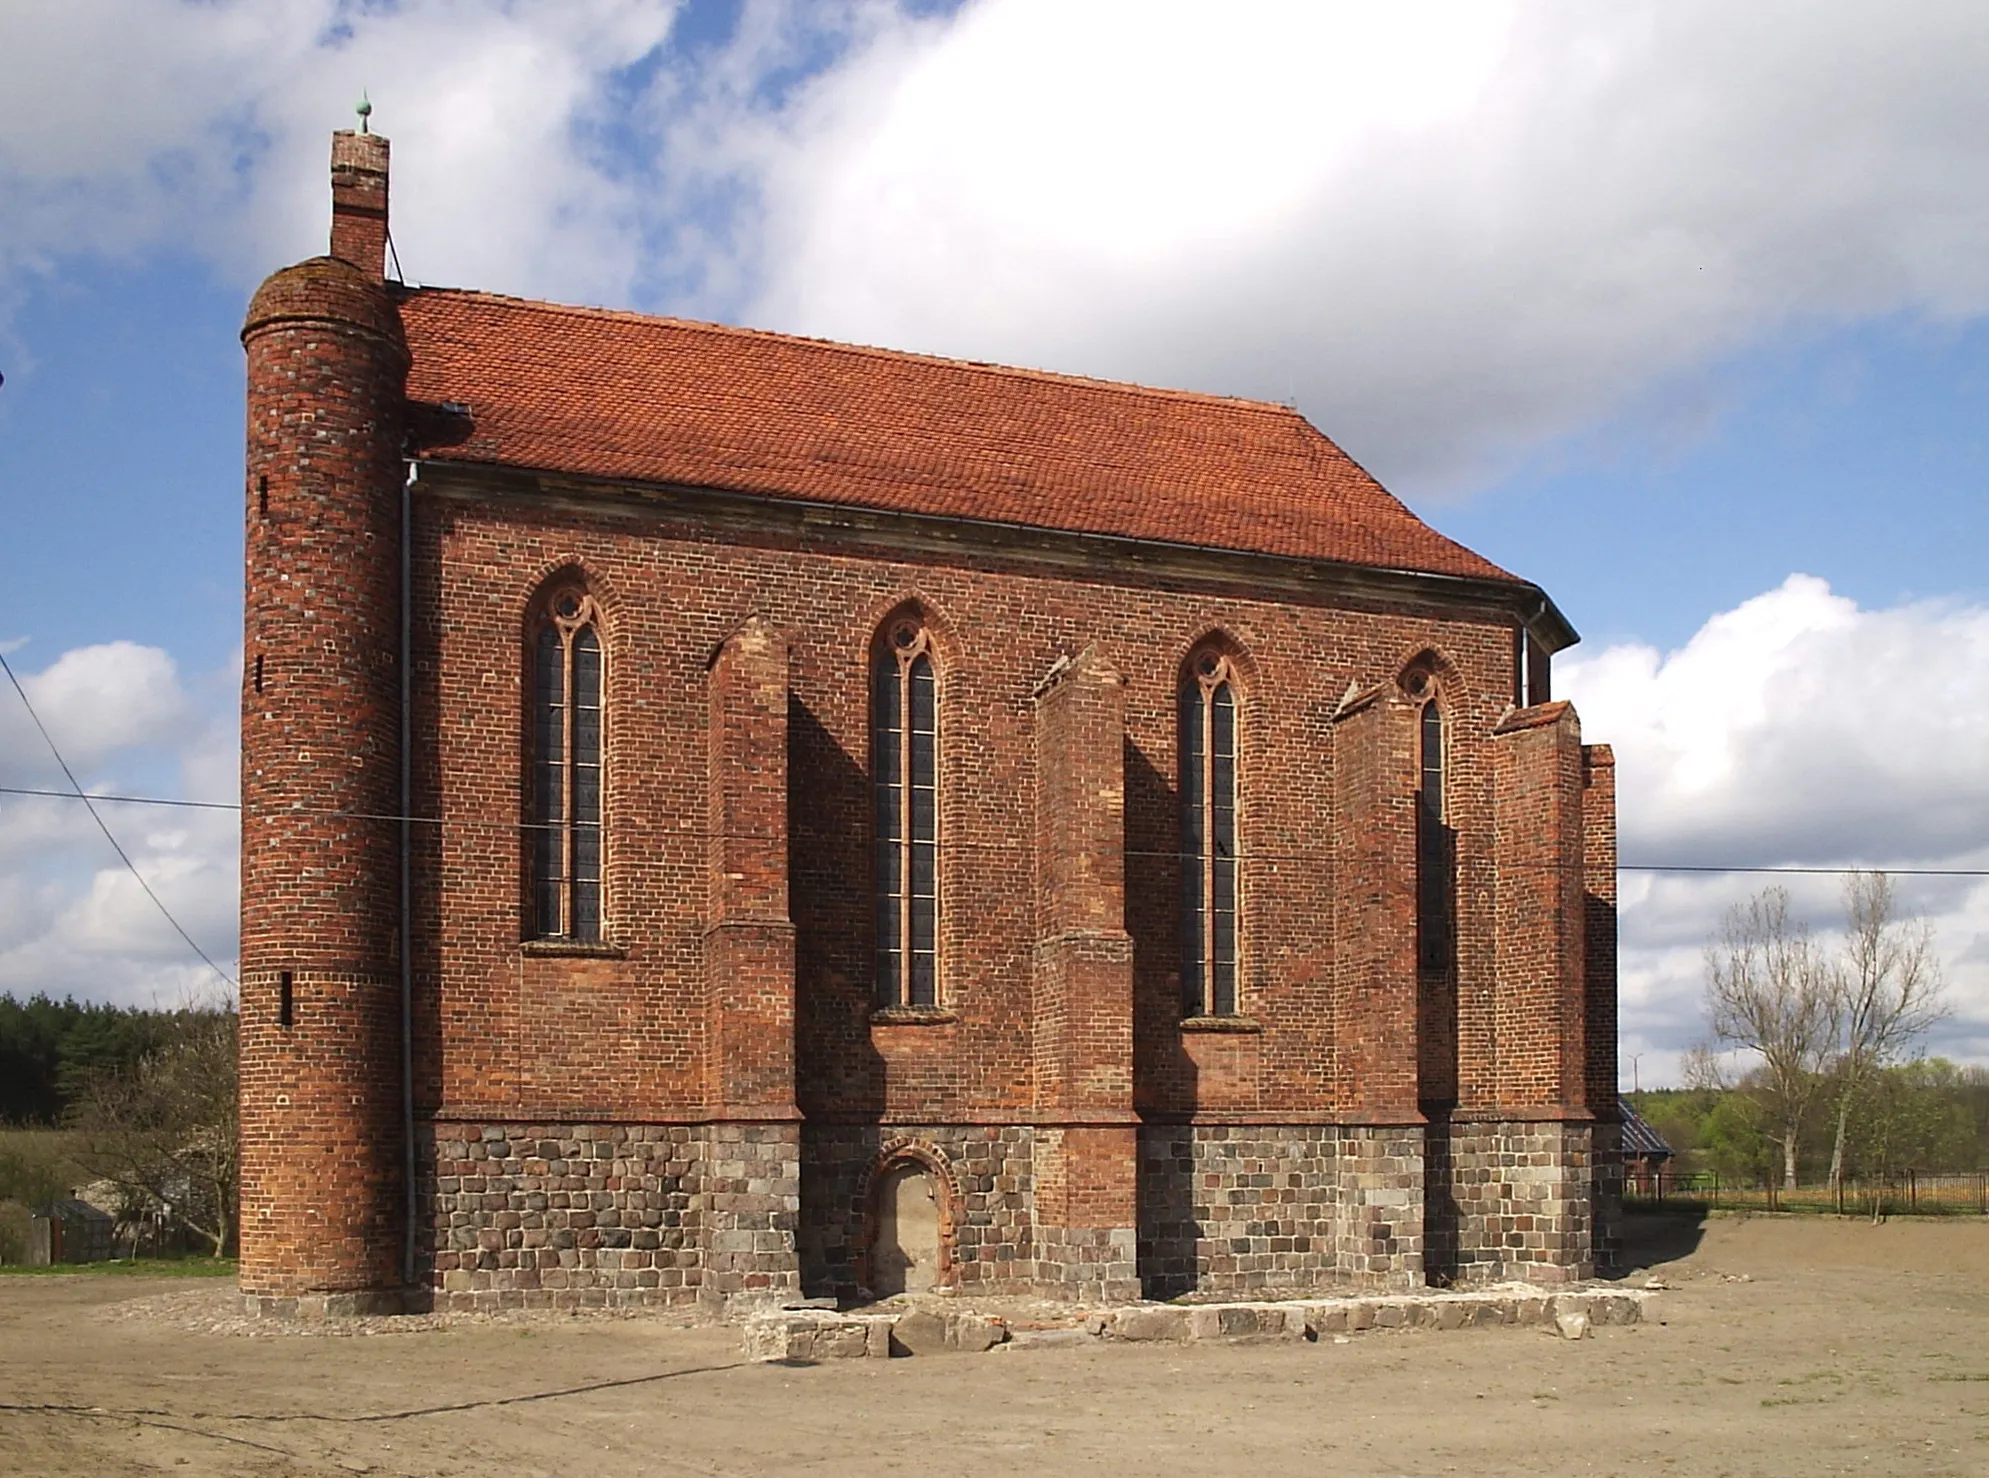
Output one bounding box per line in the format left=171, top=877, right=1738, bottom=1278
left=398, top=285, right=1305, bottom=421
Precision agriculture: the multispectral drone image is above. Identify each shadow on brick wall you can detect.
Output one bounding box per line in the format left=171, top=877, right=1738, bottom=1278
left=790, top=696, right=886, bottom=1114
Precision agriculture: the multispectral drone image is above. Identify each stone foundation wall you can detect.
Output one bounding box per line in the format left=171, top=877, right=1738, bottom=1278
left=1441, top=1119, right=1594, bottom=1285
left=1591, top=1119, right=1624, bottom=1274
left=798, top=1124, right=1036, bottom=1300
left=1333, top=1125, right=1425, bottom=1290
left=1033, top=1226, right=1140, bottom=1301
left=420, top=1121, right=799, bottom=1311
left=412, top=1117, right=1603, bottom=1309
left=1137, top=1126, right=1342, bottom=1299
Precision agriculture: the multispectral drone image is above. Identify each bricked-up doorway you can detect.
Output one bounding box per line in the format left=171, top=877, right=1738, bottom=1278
left=871, top=1163, right=941, bottom=1296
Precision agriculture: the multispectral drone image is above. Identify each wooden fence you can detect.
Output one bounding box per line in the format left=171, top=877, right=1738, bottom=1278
left=1629, top=1169, right=1989, bottom=1217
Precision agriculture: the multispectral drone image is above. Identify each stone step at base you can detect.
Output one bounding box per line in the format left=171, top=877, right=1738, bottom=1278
left=744, top=1286, right=1652, bottom=1360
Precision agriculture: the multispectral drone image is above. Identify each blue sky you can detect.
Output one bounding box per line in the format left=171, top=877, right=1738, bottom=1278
left=2, top=0, right=1987, bottom=1080
left=1454, top=315, right=1989, bottom=652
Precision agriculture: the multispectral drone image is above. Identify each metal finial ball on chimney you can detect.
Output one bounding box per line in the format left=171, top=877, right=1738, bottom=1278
left=356, top=92, right=373, bottom=133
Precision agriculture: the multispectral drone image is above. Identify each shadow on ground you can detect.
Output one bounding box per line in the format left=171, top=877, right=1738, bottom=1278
left=1608, top=1209, right=1707, bottom=1277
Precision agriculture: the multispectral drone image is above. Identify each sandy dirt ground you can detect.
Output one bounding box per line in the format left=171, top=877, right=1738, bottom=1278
left=3, top=1214, right=1987, bottom=1478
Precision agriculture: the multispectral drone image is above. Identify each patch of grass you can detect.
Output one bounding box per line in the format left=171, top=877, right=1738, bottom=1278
left=0, top=1256, right=235, bottom=1278
left=1760, top=1396, right=1828, bottom=1408
left=1930, top=1373, right=1989, bottom=1383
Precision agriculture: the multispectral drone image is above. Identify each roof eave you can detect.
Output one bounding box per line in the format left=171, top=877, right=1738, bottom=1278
left=1520, top=588, right=1580, bottom=654
left=409, top=455, right=1580, bottom=647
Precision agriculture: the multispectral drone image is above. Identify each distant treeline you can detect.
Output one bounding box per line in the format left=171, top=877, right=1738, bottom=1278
left=1630, top=1060, right=1989, bottom=1184
left=0, top=994, right=198, bottom=1125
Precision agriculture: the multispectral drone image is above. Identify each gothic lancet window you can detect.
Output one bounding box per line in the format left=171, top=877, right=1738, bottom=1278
left=529, top=585, right=604, bottom=942
left=1181, top=649, right=1240, bottom=1017
left=874, top=617, right=938, bottom=1007
left=1417, top=696, right=1454, bottom=974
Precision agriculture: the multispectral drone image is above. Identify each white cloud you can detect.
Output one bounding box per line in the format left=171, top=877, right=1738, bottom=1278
left=0, top=0, right=681, bottom=306
left=710, top=0, right=1989, bottom=492
left=0, top=643, right=237, bottom=1010
left=1562, top=576, right=1989, bottom=1084
left=3, top=641, right=195, bottom=777
left=10, top=3, right=1989, bottom=494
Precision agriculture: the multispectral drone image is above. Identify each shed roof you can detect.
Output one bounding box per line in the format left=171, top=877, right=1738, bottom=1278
left=38, top=1198, right=113, bottom=1223
left=396, top=288, right=1521, bottom=588
left=1620, top=1100, right=1676, bottom=1160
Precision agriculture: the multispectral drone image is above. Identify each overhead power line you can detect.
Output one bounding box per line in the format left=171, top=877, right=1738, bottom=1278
left=0, top=786, right=237, bottom=812
left=2, top=783, right=1986, bottom=878
left=0, top=656, right=238, bottom=991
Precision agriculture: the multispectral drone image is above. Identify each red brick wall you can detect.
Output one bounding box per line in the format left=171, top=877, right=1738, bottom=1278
left=1488, top=703, right=1589, bottom=1114
left=403, top=484, right=1558, bottom=1129
left=328, top=131, right=389, bottom=280
left=704, top=617, right=798, bottom=1120
left=1330, top=683, right=1421, bottom=1119
left=1031, top=647, right=1134, bottom=1118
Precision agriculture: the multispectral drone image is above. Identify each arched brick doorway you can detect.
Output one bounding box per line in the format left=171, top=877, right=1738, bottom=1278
left=858, top=1139, right=959, bottom=1297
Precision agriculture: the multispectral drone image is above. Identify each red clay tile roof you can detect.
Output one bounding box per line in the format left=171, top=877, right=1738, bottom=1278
left=396, top=288, right=1516, bottom=584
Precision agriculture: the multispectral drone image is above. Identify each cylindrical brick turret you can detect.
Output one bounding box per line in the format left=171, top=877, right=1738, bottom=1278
left=238, top=143, right=408, bottom=1306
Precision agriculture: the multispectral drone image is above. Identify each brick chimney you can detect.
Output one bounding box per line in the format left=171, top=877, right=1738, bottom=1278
left=329, top=129, right=390, bottom=280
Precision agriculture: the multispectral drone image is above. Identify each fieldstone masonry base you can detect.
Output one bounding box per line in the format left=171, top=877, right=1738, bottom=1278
left=1439, top=1120, right=1596, bottom=1286
left=240, top=1115, right=1612, bottom=1313
left=1031, top=1225, right=1140, bottom=1302
left=239, top=1289, right=411, bottom=1319
left=1334, top=1125, right=1426, bottom=1290
left=1592, top=1119, right=1625, bottom=1272
left=1138, top=1126, right=1342, bottom=1298
left=418, top=1121, right=799, bottom=1311
left=800, top=1124, right=1035, bottom=1299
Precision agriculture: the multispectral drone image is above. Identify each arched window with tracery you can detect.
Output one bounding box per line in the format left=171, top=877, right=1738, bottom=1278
left=874, top=615, right=938, bottom=1007
left=1181, top=647, right=1240, bottom=1017
left=1417, top=694, right=1454, bottom=974
left=528, top=583, right=604, bottom=942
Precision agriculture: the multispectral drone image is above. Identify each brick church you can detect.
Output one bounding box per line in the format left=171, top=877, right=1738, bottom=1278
left=238, top=128, right=1620, bottom=1316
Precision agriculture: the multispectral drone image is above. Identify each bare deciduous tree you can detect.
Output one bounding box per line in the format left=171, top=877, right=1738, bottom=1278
left=1704, top=887, right=1837, bottom=1188
left=68, top=1010, right=238, bottom=1257
left=1678, top=1043, right=1724, bottom=1092
left=1827, top=870, right=1947, bottom=1191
